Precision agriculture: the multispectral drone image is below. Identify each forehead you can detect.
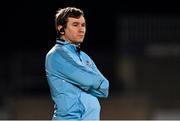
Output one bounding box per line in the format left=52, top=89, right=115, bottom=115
left=67, top=16, right=85, bottom=23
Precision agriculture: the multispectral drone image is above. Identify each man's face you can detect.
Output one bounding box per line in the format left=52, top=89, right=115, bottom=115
left=63, top=16, right=86, bottom=44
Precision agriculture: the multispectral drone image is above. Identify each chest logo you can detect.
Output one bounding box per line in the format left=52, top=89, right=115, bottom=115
left=86, top=61, right=91, bottom=66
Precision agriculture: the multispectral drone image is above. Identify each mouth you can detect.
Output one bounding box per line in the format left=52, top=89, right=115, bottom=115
left=78, top=35, right=84, bottom=38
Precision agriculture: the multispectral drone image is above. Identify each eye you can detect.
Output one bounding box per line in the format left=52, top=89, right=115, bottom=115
left=72, top=22, right=79, bottom=26
left=73, top=23, right=78, bottom=26
left=82, top=23, right=86, bottom=27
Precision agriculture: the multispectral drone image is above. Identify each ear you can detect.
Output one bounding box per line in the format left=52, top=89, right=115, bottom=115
left=57, top=25, right=64, bottom=34
left=57, top=25, right=63, bottom=31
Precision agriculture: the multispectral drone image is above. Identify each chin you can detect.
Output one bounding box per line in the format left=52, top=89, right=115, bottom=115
left=78, top=39, right=83, bottom=43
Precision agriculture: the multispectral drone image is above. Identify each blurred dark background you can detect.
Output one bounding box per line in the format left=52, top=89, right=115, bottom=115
left=1, top=0, right=180, bottom=119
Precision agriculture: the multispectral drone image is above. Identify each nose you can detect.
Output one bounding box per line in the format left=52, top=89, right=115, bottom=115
left=79, top=26, right=85, bottom=33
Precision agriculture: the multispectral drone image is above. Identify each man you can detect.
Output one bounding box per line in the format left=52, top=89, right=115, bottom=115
left=45, top=7, right=109, bottom=120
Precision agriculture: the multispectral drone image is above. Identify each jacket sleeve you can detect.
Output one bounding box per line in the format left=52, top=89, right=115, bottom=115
left=87, top=60, right=109, bottom=98
left=88, top=79, right=109, bottom=98
left=46, top=47, right=106, bottom=92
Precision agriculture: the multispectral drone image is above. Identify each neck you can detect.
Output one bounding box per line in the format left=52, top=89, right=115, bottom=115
left=60, top=36, right=72, bottom=43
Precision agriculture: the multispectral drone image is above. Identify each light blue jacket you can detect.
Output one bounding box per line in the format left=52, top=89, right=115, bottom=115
left=45, top=39, right=109, bottom=120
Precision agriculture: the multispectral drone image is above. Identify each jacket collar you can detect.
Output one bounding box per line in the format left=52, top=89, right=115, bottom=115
left=56, top=38, right=69, bottom=45
left=56, top=38, right=81, bottom=53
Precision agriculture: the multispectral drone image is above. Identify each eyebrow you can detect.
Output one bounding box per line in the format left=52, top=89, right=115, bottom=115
left=72, top=22, right=86, bottom=25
